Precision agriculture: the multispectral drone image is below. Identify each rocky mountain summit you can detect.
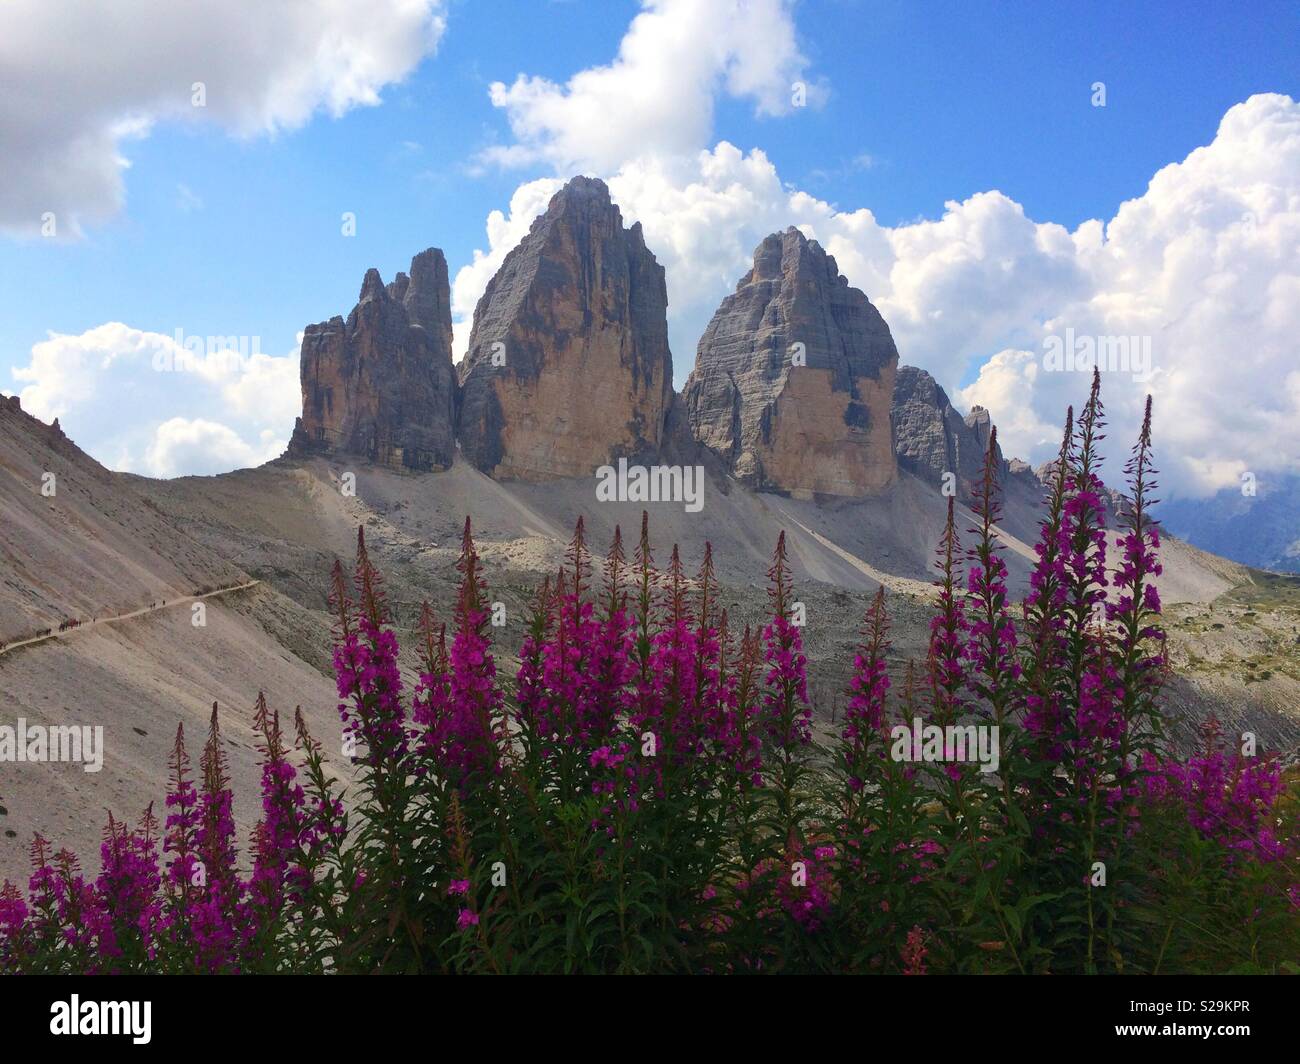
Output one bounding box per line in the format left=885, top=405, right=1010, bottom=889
left=289, top=248, right=457, bottom=472
left=285, top=177, right=1042, bottom=508
left=891, top=365, right=1034, bottom=504
left=683, top=227, right=898, bottom=498
left=457, top=176, right=674, bottom=480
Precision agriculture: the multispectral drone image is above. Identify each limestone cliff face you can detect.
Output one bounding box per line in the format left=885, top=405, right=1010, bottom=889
left=456, top=176, right=673, bottom=480
left=682, top=228, right=898, bottom=498
left=893, top=365, right=1046, bottom=510
left=289, top=249, right=457, bottom=471
left=891, top=365, right=997, bottom=498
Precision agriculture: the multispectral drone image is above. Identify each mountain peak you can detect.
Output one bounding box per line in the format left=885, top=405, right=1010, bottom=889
left=359, top=267, right=387, bottom=304
left=683, top=228, right=898, bottom=497
left=291, top=253, right=457, bottom=471
left=457, top=176, right=671, bottom=480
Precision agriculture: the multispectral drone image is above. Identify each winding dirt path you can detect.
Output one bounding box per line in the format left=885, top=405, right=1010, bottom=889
left=0, top=580, right=261, bottom=658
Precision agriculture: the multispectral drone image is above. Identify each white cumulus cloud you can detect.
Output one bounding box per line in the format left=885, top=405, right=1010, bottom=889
left=479, top=0, right=818, bottom=174
left=0, top=0, right=448, bottom=236
left=10, top=322, right=299, bottom=477
left=143, top=418, right=285, bottom=479
left=961, top=93, right=1300, bottom=496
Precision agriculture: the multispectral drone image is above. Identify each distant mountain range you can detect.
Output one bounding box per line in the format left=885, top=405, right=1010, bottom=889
left=1156, top=475, right=1300, bottom=574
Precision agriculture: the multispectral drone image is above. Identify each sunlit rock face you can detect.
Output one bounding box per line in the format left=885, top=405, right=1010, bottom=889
left=456, top=176, right=673, bottom=480
left=683, top=227, right=898, bottom=498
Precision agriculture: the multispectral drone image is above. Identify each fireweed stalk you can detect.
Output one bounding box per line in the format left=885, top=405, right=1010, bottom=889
left=762, top=532, right=813, bottom=844
left=825, top=587, right=918, bottom=967
left=841, top=587, right=891, bottom=803
left=1, top=381, right=1296, bottom=974
left=1022, top=410, right=1075, bottom=768
left=535, top=520, right=601, bottom=793
left=929, top=498, right=968, bottom=732
left=243, top=696, right=309, bottom=970
left=332, top=528, right=423, bottom=969
left=963, top=426, right=1023, bottom=799
left=1095, top=395, right=1168, bottom=962
left=925, top=500, right=969, bottom=815
left=286, top=707, right=351, bottom=971
left=932, top=447, right=1027, bottom=972
left=193, top=705, right=241, bottom=971
left=161, top=723, right=199, bottom=962
left=967, top=431, right=1033, bottom=968
left=1066, top=371, right=1120, bottom=971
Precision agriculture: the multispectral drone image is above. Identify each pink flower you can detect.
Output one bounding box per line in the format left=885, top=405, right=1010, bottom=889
left=902, top=925, right=929, bottom=975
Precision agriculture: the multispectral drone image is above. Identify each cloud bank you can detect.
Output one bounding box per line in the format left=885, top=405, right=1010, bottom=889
left=11, top=323, right=298, bottom=477
left=0, top=0, right=447, bottom=236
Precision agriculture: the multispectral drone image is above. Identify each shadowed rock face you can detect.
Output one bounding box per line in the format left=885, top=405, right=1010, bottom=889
left=892, top=365, right=1048, bottom=510
left=289, top=249, right=457, bottom=471
left=682, top=228, right=898, bottom=498
left=892, top=365, right=998, bottom=498
left=456, top=176, right=673, bottom=480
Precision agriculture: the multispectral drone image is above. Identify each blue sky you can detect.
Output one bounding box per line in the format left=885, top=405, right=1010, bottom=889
left=1, top=0, right=1296, bottom=491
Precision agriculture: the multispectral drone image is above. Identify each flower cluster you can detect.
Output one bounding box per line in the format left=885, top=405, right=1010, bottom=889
left=1143, top=717, right=1289, bottom=866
